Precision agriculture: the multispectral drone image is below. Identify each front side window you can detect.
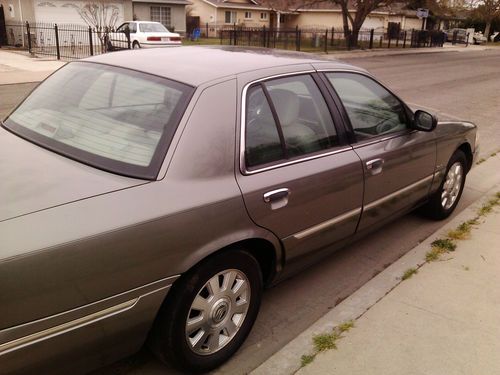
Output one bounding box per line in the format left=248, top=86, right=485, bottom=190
left=245, top=74, right=338, bottom=169
left=326, top=72, right=408, bottom=141
left=4, top=62, right=193, bottom=179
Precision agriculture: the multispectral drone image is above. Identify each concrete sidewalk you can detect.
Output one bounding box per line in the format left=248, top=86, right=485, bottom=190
left=252, top=154, right=500, bottom=375
left=297, top=202, right=500, bottom=375
left=0, top=50, right=65, bottom=85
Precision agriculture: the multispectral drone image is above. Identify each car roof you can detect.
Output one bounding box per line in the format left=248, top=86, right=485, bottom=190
left=83, top=46, right=361, bottom=87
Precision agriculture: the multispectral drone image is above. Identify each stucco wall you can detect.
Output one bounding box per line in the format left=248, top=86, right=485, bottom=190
left=0, top=0, right=35, bottom=23
left=133, top=2, right=186, bottom=32
left=216, top=8, right=268, bottom=26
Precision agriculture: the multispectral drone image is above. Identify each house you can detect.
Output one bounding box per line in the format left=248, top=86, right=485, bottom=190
left=188, top=0, right=424, bottom=35
left=187, top=0, right=272, bottom=36
left=0, top=0, right=189, bottom=35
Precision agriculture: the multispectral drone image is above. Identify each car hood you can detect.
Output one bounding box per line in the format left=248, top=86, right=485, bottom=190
left=0, top=127, right=148, bottom=222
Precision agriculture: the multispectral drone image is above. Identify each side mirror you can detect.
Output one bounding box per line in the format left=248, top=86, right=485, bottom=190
left=413, top=110, right=437, bottom=132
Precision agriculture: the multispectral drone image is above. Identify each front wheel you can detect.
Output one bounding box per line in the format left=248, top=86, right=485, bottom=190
left=151, top=250, right=263, bottom=373
left=132, top=41, right=140, bottom=49
left=423, top=150, right=467, bottom=220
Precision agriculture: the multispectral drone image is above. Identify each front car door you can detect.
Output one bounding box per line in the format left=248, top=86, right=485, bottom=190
left=236, top=70, right=364, bottom=270
left=322, top=71, right=436, bottom=232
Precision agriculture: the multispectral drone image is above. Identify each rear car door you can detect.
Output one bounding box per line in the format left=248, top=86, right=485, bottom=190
left=236, top=71, right=364, bottom=265
left=323, top=72, right=436, bottom=232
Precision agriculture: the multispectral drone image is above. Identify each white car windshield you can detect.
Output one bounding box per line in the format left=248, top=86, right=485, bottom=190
left=5, top=62, right=193, bottom=179
left=139, top=23, right=168, bottom=33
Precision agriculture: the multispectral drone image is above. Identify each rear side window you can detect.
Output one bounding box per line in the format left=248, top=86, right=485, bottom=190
left=245, top=74, right=338, bottom=169
left=4, top=62, right=193, bottom=179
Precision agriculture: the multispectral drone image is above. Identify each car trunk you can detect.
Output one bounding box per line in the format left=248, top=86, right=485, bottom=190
left=0, top=127, right=148, bottom=223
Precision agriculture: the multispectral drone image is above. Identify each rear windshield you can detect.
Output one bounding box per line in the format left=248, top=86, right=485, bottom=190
left=139, top=23, right=168, bottom=32
left=4, top=62, right=193, bottom=179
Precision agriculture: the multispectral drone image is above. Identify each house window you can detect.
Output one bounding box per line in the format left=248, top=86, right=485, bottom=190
left=151, top=6, right=171, bottom=27
left=225, top=11, right=237, bottom=24
left=260, top=12, right=268, bottom=20
left=279, top=14, right=285, bottom=23
left=244, top=11, right=252, bottom=19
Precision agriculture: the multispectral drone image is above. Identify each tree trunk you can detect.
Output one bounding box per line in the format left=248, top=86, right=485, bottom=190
left=339, top=2, right=351, bottom=39
left=484, top=21, right=492, bottom=39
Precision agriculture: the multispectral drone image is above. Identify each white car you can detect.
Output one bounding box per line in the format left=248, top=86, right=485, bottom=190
left=109, top=21, right=182, bottom=49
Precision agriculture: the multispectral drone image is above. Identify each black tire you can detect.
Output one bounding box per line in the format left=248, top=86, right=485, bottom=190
left=132, top=41, right=140, bottom=49
left=151, top=250, right=262, bottom=373
left=424, top=150, right=467, bottom=220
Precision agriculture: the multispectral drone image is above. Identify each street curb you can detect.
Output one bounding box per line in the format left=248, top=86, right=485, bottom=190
left=251, top=157, right=500, bottom=375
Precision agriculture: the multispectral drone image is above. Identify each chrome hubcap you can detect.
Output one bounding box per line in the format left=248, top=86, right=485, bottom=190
left=441, top=162, right=463, bottom=210
left=185, top=269, right=250, bottom=355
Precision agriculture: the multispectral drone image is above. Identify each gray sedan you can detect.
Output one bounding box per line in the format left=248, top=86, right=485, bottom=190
left=0, top=46, right=478, bottom=374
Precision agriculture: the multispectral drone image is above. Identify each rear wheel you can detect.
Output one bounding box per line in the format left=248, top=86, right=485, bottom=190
left=424, top=150, right=467, bottom=220
left=151, top=250, right=262, bottom=373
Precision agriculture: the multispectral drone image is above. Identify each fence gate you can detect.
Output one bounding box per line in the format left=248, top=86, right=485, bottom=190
left=0, top=5, right=7, bottom=46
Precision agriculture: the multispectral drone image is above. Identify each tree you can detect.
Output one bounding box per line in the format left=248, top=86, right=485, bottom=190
left=331, top=0, right=396, bottom=47
left=259, top=0, right=395, bottom=48
left=78, top=1, right=120, bottom=50
left=469, top=0, right=500, bottom=37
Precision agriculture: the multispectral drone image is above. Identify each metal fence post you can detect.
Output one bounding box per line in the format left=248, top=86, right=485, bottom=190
left=206, top=22, right=209, bottom=38
left=233, top=23, right=237, bottom=45
left=26, top=21, right=32, bottom=53
left=54, top=24, right=60, bottom=60
left=331, top=27, right=334, bottom=46
left=88, top=26, right=94, bottom=56
left=388, top=36, right=391, bottom=48
left=125, top=28, right=131, bottom=49
left=466, top=32, right=469, bottom=47
left=262, top=25, right=266, bottom=47
left=403, top=30, right=407, bottom=48
left=324, top=29, right=328, bottom=53
left=379, top=35, right=382, bottom=48
left=369, top=28, right=374, bottom=49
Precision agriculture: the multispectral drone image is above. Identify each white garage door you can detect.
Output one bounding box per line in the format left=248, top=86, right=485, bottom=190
left=34, top=0, right=124, bottom=27
left=362, top=16, right=385, bottom=30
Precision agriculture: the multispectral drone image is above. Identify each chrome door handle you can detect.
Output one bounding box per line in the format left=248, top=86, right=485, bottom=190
left=366, top=158, right=384, bottom=175
left=263, top=188, right=290, bottom=203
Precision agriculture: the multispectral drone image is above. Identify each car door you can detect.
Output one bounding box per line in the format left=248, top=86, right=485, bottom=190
left=110, top=22, right=128, bottom=49
left=323, top=71, right=436, bottom=232
left=236, top=72, right=364, bottom=265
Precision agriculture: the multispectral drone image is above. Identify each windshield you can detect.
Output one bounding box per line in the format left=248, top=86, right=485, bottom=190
left=139, top=23, right=168, bottom=33
left=4, top=62, right=193, bottom=179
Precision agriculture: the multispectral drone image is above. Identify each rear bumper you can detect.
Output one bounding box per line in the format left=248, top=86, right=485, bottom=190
left=0, top=275, right=178, bottom=374
left=141, top=42, right=182, bottom=48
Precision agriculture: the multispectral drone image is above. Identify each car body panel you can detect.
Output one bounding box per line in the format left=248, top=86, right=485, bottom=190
left=353, top=130, right=436, bottom=231
left=0, top=128, right=146, bottom=222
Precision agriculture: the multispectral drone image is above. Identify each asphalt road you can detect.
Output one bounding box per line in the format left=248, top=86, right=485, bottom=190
left=1, top=49, right=499, bottom=375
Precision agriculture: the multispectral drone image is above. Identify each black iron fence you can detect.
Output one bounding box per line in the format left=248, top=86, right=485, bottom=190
left=219, top=26, right=446, bottom=52
left=3, top=21, right=446, bottom=61
left=4, top=21, right=130, bottom=60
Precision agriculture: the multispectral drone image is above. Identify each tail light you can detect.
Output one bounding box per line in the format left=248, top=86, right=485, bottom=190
left=170, top=37, right=181, bottom=42
left=147, top=36, right=161, bottom=41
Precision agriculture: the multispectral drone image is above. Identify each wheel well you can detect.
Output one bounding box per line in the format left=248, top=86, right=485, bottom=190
left=458, top=142, right=473, bottom=172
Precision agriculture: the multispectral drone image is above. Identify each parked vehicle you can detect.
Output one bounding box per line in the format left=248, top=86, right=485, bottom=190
left=472, top=32, right=487, bottom=44
left=108, top=21, right=182, bottom=49
left=444, top=28, right=468, bottom=43
left=0, top=46, right=478, bottom=374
